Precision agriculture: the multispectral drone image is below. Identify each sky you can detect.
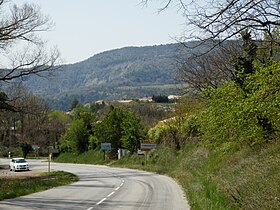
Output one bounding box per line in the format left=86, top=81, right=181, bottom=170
left=12, top=0, right=186, bottom=65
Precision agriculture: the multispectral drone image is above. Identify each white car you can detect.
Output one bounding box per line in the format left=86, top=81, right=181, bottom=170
left=9, top=158, right=29, bottom=171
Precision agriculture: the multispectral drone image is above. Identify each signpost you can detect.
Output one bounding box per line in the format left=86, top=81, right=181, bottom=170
left=140, top=142, right=157, bottom=165
left=140, top=143, right=157, bottom=151
left=101, top=143, right=111, bottom=160
left=101, top=143, right=111, bottom=150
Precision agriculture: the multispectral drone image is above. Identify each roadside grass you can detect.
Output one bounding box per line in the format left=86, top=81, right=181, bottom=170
left=0, top=171, right=78, bottom=201
left=55, top=150, right=109, bottom=165
left=112, top=143, right=280, bottom=210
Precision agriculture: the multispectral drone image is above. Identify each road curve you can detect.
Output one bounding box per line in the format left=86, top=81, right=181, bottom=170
left=0, top=159, right=189, bottom=210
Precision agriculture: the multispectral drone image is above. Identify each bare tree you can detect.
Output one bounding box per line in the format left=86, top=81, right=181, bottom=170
left=177, top=43, right=242, bottom=92
left=0, top=0, right=60, bottom=82
left=143, top=0, right=280, bottom=51
left=9, top=85, right=51, bottom=147
left=143, top=0, right=279, bottom=92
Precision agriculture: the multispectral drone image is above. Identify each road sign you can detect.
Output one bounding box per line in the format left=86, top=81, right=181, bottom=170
left=140, top=143, right=157, bottom=151
left=101, top=143, right=111, bottom=150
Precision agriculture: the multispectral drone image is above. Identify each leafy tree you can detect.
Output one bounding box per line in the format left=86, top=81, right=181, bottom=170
left=94, top=106, right=143, bottom=156
left=94, top=106, right=124, bottom=155
left=197, top=60, right=280, bottom=146
left=59, top=107, right=97, bottom=153
left=148, top=118, right=184, bottom=150
left=48, top=110, right=70, bottom=149
left=120, top=111, right=142, bottom=153
left=72, top=106, right=97, bottom=130
left=60, top=119, right=88, bottom=153
left=245, top=60, right=280, bottom=138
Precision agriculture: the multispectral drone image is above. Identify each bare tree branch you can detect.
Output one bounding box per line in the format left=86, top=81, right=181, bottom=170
left=146, top=0, right=279, bottom=93
left=148, top=0, right=280, bottom=50
left=0, top=1, right=60, bottom=83
left=0, top=3, right=52, bottom=48
left=176, top=42, right=241, bottom=92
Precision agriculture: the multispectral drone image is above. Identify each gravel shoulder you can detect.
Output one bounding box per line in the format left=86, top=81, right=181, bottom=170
left=0, top=159, right=44, bottom=179
left=0, top=167, right=42, bottom=179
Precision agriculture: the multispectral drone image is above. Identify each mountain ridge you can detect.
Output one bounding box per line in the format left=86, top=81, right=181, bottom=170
left=21, top=42, right=203, bottom=110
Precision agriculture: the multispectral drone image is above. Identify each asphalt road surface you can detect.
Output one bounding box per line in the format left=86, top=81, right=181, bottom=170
left=0, top=159, right=189, bottom=210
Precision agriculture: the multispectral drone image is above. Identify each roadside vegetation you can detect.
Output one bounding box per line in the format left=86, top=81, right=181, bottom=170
left=140, top=143, right=280, bottom=210
left=55, top=150, right=108, bottom=165
left=0, top=171, right=78, bottom=201
left=54, top=142, right=280, bottom=210
left=0, top=0, right=279, bottom=209
left=53, top=17, right=280, bottom=210
left=2, top=30, right=280, bottom=210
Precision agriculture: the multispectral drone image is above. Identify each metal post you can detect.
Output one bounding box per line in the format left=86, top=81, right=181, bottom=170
left=48, top=147, right=50, bottom=173
left=145, top=151, right=148, bottom=166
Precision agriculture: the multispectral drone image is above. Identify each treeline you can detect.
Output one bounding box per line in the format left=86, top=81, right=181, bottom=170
left=0, top=87, right=69, bottom=157
left=58, top=99, right=172, bottom=157
left=0, top=91, right=174, bottom=158
left=59, top=106, right=144, bottom=158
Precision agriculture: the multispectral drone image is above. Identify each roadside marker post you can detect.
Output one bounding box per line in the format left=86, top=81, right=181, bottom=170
left=140, top=143, right=157, bottom=165
left=101, top=143, right=112, bottom=160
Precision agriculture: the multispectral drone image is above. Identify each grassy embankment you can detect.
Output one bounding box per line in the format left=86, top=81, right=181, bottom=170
left=55, top=143, right=280, bottom=210
left=0, top=171, right=78, bottom=201
left=55, top=150, right=108, bottom=164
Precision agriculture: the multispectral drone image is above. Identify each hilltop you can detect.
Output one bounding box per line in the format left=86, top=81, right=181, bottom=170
left=21, top=42, right=205, bottom=110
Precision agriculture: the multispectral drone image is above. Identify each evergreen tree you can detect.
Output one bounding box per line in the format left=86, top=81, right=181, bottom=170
left=234, top=30, right=257, bottom=89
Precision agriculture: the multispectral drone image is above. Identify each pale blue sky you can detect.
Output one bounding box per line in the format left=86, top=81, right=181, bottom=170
left=13, top=0, right=186, bottom=64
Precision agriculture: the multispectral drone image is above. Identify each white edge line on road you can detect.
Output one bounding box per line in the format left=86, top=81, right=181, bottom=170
left=86, top=207, right=93, bottom=210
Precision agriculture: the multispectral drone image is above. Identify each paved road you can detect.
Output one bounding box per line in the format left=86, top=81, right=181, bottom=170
left=0, top=159, right=189, bottom=210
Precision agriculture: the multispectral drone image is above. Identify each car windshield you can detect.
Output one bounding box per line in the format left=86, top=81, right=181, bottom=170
left=15, top=159, right=26, bottom=163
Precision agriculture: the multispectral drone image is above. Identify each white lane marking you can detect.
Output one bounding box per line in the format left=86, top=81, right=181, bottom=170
left=86, top=207, right=93, bottom=210
left=94, top=178, right=125, bottom=206
left=96, top=198, right=107, bottom=205
left=107, top=191, right=115, bottom=197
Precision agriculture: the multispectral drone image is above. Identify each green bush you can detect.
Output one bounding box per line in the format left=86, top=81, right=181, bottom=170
left=196, top=60, right=280, bottom=147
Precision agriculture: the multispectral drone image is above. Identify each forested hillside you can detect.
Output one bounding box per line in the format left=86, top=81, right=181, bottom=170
left=21, top=43, right=198, bottom=110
